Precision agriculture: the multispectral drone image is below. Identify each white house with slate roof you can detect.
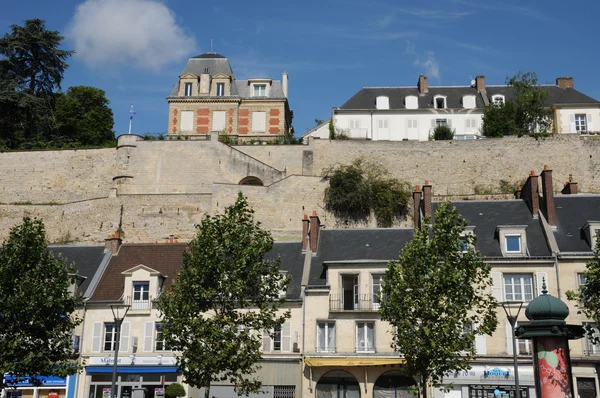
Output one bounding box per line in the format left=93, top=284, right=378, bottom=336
left=309, top=75, right=600, bottom=141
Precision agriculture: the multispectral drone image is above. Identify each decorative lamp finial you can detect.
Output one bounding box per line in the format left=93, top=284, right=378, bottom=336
left=541, top=277, right=548, bottom=295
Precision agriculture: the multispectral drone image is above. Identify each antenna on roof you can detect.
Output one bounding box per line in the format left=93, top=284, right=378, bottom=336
left=210, top=37, right=214, bottom=52
left=469, top=75, right=475, bottom=87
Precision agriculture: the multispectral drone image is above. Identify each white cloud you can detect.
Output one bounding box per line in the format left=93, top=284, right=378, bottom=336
left=67, top=0, right=197, bottom=71
left=414, top=51, right=440, bottom=80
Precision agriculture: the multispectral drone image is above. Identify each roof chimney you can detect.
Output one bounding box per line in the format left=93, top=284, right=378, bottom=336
left=514, top=185, right=522, bottom=200
left=476, top=75, right=486, bottom=93
left=418, top=74, right=428, bottom=95
left=521, top=170, right=539, bottom=218
left=422, top=182, right=432, bottom=218
left=104, top=233, right=122, bottom=255
left=556, top=77, right=574, bottom=89
left=412, top=185, right=422, bottom=229
left=301, top=214, right=310, bottom=251
left=282, top=72, right=288, bottom=98
left=561, top=175, right=578, bottom=195
left=540, top=165, right=556, bottom=226
left=309, top=211, right=321, bottom=253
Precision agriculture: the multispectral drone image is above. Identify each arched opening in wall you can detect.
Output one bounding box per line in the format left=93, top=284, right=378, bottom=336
left=239, top=176, right=264, bottom=186
left=373, top=371, right=416, bottom=398
left=316, top=370, right=360, bottom=398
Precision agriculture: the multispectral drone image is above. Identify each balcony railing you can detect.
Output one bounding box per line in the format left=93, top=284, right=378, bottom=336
left=329, top=294, right=380, bottom=311
left=315, top=346, right=337, bottom=353
left=125, top=295, right=153, bottom=311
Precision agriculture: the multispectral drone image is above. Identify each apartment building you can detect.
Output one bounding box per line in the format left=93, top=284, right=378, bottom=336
left=166, top=53, right=293, bottom=140
left=304, top=75, right=600, bottom=141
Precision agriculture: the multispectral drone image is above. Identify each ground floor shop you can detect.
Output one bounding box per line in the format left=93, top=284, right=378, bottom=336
left=79, top=356, right=182, bottom=398
left=1, top=375, right=76, bottom=398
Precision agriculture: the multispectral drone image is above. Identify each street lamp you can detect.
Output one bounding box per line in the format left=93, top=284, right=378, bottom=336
left=110, top=304, right=130, bottom=398
left=500, top=301, right=524, bottom=398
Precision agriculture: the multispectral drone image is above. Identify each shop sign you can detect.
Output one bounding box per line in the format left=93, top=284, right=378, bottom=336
left=89, top=356, right=177, bottom=366
left=482, top=367, right=513, bottom=381
left=3, top=375, right=67, bottom=387
left=444, top=366, right=534, bottom=384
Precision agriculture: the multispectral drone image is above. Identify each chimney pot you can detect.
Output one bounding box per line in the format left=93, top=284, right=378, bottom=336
left=521, top=172, right=539, bottom=217
left=475, top=75, right=486, bottom=93
left=104, top=233, right=122, bottom=254
left=530, top=170, right=535, bottom=176
left=412, top=188, right=423, bottom=229
left=309, top=212, right=321, bottom=253
left=418, top=74, right=429, bottom=94
left=540, top=167, right=556, bottom=226
left=422, top=182, right=432, bottom=218
left=302, top=214, right=310, bottom=251
left=556, top=77, right=574, bottom=89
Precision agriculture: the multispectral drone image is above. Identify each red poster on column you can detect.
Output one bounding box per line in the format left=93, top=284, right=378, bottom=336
left=48, top=391, right=59, bottom=398
left=535, top=337, right=573, bottom=398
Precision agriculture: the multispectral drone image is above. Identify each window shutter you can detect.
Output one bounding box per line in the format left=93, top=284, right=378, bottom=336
left=447, top=119, right=452, bottom=128
left=536, top=272, right=548, bottom=296
left=144, top=322, right=154, bottom=352
left=262, top=330, right=271, bottom=352
left=92, top=322, right=102, bottom=353
left=431, top=119, right=436, bottom=128
left=569, top=115, right=576, bottom=133
left=212, top=111, right=226, bottom=132
left=252, top=112, right=266, bottom=132
left=282, top=321, right=291, bottom=352
left=119, top=322, right=130, bottom=353
left=181, top=111, right=193, bottom=132
left=491, top=272, right=503, bottom=301
left=505, top=320, right=514, bottom=355
left=473, top=321, right=487, bottom=355
left=587, top=114, right=593, bottom=131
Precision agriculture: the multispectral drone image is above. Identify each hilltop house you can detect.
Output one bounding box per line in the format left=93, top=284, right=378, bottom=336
left=305, top=75, right=600, bottom=141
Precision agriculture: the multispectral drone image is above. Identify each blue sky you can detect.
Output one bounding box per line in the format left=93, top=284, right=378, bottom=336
left=2, top=0, right=599, bottom=137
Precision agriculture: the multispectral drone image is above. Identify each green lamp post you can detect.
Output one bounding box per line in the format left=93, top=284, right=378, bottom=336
left=515, top=281, right=584, bottom=398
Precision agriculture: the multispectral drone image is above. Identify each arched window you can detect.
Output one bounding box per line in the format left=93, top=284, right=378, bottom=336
left=462, top=95, right=476, bottom=109
left=238, top=176, right=264, bottom=186
left=405, top=96, right=418, bottom=110
left=376, top=96, right=390, bottom=110
left=433, top=95, right=447, bottom=109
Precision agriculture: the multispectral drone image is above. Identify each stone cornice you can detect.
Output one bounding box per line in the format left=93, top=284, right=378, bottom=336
left=167, top=97, right=241, bottom=104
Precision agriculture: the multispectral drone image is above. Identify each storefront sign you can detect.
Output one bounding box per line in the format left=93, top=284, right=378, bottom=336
left=304, top=357, right=405, bottom=367
left=89, top=356, right=177, bottom=366
left=444, top=366, right=534, bottom=385
left=3, top=375, right=67, bottom=387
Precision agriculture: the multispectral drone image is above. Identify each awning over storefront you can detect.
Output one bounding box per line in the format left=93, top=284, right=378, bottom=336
left=3, top=375, right=67, bottom=387
left=304, top=357, right=405, bottom=367
left=85, top=366, right=180, bottom=374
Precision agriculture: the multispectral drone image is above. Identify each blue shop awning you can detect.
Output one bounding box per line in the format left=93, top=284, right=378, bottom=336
left=4, top=375, right=67, bottom=387
left=85, top=366, right=180, bottom=374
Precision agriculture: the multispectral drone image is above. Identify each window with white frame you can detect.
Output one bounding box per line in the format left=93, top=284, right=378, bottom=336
left=372, top=274, right=385, bottom=309
left=492, top=95, right=505, bottom=105
left=505, top=234, right=522, bottom=253
left=434, top=96, right=447, bottom=109
left=184, top=83, right=193, bottom=96
left=378, top=119, right=389, bottom=129
left=407, top=119, right=418, bottom=129
left=104, top=323, right=117, bottom=351
left=253, top=84, right=267, bottom=97
left=272, top=324, right=282, bottom=351
left=180, top=110, right=193, bottom=132
left=349, top=119, right=361, bottom=129
left=504, top=274, right=534, bottom=302
left=252, top=111, right=266, bottom=132
left=133, top=282, right=150, bottom=310
left=436, top=119, right=448, bottom=127
left=216, top=82, right=225, bottom=96
left=465, top=118, right=477, bottom=130
left=405, top=96, right=418, bottom=109
left=517, top=322, right=531, bottom=355
left=575, top=114, right=587, bottom=132
left=578, top=273, right=587, bottom=289
left=317, top=321, right=336, bottom=352
left=263, top=321, right=290, bottom=352
left=212, top=110, right=226, bottom=132
left=583, top=323, right=600, bottom=355
left=155, top=323, right=169, bottom=351
left=356, top=321, right=375, bottom=352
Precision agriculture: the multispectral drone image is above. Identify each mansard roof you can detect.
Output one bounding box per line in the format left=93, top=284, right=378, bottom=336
left=49, top=245, right=109, bottom=297
left=553, top=195, right=600, bottom=253
left=339, top=85, right=599, bottom=111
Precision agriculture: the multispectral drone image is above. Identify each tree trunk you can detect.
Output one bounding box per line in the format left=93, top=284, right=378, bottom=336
left=421, top=374, right=428, bottom=398
left=203, top=380, right=211, bottom=398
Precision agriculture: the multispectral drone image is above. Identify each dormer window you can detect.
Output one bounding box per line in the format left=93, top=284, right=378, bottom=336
left=253, top=84, right=267, bottom=97
left=459, top=226, right=476, bottom=253
left=492, top=95, right=505, bottom=105
left=582, top=222, right=600, bottom=249
left=216, top=82, right=225, bottom=96
left=184, top=83, right=193, bottom=96
left=434, top=95, right=447, bottom=109
left=376, top=96, right=389, bottom=110
left=497, top=225, right=527, bottom=256
left=462, top=95, right=476, bottom=109
left=132, top=282, right=150, bottom=310
left=405, top=95, right=418, bottom=110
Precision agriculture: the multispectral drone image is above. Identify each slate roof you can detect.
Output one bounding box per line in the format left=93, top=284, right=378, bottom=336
left=339, top=85, right=599, bottom=110
left=307, top=229, right=414, bottom=286
left=437, top=200, right=552, bottom=258
left=553, top=195, right=600, bottom=253
left=235, top=80, right=286, bottom=99
left=265, top=241, right=305, bottom=299
left=90, top=243, right=187, bottom=301
left=49, top=245, right=107, bottom=297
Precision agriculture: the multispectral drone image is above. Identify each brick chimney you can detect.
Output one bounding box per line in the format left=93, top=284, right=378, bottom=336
left=561, top=175, right=578, bottom=195
left=309, top=211, right=321, bottom=253
left=282, top=72, right=289, bottom=98
left=556, top=77, right=574, bottom=89
left=418, top=74, right=428, bottom=95
left=412, top=185, right=422, bottom=229
left=521, top=170, right=539, bottom=218
left=514, top=185, right=522, bottom=200
left=301, top=214, right=310, bottom=251
left=476, top=75, right=486, bottom=93
left=540, top=165, right=556, bottom=226
left=104, top=233, right=122, bottom=254
left=422, top=181, right=432, bottom=218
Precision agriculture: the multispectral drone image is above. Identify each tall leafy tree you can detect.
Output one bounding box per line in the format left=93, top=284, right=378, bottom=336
left=0, top=217, right=82, bottom=389
left=0, top=19, right=73, bottom=147
left=379, top=202, right=498, bottom=398
left=158, top=193, right=290, bottom=398
left=566, top=239, right=600, bottom=327
left=55, top=86, right=115, bottom=146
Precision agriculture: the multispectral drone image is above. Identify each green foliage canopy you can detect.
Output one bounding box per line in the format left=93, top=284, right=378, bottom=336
left=379, top=203, right=498, bottom=397
left=165, top=382, right=186, bottom=398
left=0, top=217, right=82, bottom=388
left=158, top=193, right=290, bottom=398
left=322, top=158, right=410, bottom=227
left=432, top=125, right=454, bottom=140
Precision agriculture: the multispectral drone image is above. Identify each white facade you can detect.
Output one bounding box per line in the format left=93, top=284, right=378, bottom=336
left=556, top=107, right=599, bottom=134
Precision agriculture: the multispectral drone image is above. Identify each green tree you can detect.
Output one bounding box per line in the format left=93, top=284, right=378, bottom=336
left=158, top=193, right=290, bottom=398
left=566, top=239, right=600, bottom=330
left=322, top=158, right=410, bottom=227
left=432, top=125, right=454, bottom=140
left=379, top=202, right=498, bottom=398
left=329, top=119, right=335, bottom=139
left=55, top=86, right=115, bottom=146
left=165, top=382, right=186, bottom=398
left=0, top=217, right=82, bottom=388
left=481, top=71, right=551, bottom=138
left=0, top=19, right=74, bottom=147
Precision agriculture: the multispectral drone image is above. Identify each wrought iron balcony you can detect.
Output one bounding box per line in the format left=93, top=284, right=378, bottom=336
left=124, top=295, right=153, bottom=312
left=329, top=294, right=380, bottom=311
